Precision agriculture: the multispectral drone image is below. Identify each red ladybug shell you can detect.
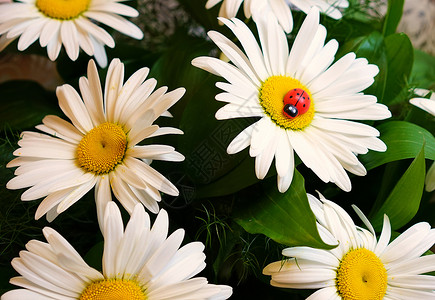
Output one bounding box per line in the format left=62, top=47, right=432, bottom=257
left=283, top=88, right=310, bottom=118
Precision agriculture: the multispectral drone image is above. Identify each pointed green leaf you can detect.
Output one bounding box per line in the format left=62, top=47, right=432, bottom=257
left=410, top=49, right=435, bottom=90
left=383, top=33, right=413, bottom=104
left=369, top=145, right=425, bottom=231
left=382, top=0, right=405, bottom=36
left=233, top=170, right=335, bottom=249
left=360, top=121, right=435, bottom=170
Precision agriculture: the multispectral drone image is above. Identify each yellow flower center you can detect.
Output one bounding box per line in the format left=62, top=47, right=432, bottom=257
left=36, top=0, right=91, bottom=20
left=336, top=248, right=388, bottom=300
left=76, top=122, right=127, bottom=175
left=79, top=279, right=146, bottom=300
left=259, top=76, right=314, bottom=130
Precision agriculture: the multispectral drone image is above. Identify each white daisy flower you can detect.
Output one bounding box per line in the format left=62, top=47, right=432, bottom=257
left=192, top=8, right=391, bottom=193
left=409, top=88, right=435, bottom=192
left=1, top=202, right=233, bottom=300
left=6, top=58, right=185, bottom=225
left=205, top=0, right=349, bottom=33
left=263, top=193, right=435, bottom=299
left=0, top=0, right=144, bottom=67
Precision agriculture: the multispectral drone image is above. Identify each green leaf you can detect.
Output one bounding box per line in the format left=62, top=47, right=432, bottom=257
left=233, top=170, right=335, bottom=249
left=195, top=155, right=258, bottom=198
left=149, top=30, right=216, bottom=123
left=0, top=81, right=59, bottom=131
left=177, top=71, right=255, bottom=186
left=383, top=33, right=413, bottom=104
left=323, top=16, right=381, bottom=45
left=410, top=49, right=435, bottom=90
left=360, top=121, right=435, bottom=170
left=84, top=241, right=103, bottom=271
left=145, top=30, right=255, bottom=188
left=177, top=0, right=222, bottom=31
left=168, top=32, right=259, bottom=188
left=382, top=0, right=405, bottom=36
left=369, top=145, right=425, bottom=231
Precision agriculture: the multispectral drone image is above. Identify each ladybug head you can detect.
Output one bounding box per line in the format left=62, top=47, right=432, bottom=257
left=283, top=103, right=298, bottom=118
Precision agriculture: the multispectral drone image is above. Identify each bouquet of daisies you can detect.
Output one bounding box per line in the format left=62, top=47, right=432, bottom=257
left=0, top=0, right=435, bottom=299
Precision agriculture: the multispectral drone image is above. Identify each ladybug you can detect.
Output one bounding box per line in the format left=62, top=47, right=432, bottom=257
left=283, top=88, right=310, bottom=119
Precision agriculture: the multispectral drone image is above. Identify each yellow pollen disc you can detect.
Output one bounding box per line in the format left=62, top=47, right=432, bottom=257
left=79, top=279, right=146, bottom=300
left=259, top=76, right=314, bottom=130
left=336, top=248, right=388, bottom=300
left=36, top=0, right=91, bottom=20
left=76, top=122, right=127, bottom=175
